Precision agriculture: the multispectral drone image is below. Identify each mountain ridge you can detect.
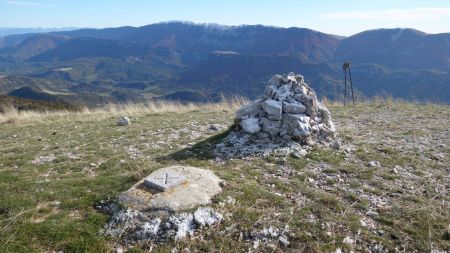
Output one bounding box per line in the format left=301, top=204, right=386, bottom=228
left=0, top=21, right=449, bottom=104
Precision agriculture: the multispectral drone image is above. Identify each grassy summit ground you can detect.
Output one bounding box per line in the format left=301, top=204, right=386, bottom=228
left=0, top=101, right=449, bottom=252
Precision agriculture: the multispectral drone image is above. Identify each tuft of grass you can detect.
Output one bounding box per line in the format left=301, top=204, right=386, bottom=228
left=0, top=97, right=249, bottom=125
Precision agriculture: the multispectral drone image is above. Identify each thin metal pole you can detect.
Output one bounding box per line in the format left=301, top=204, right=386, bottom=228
left=348, top=67, right=355, bottom=106
left=344, top=67, right=347, bottom=107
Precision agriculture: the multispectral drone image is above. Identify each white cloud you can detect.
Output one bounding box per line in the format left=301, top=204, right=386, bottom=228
left=3, top=0, right=56, bottom=7
left=322, top=7, right=450, bottom=20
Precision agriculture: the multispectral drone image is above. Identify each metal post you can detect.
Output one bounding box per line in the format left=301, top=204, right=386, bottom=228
left=344, top=66, right=347, bottom=107
left=348, top=66, right=355, bottom=106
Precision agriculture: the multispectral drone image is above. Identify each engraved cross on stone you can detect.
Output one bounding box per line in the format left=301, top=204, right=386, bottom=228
left=143, top=171, right=186, bottom=192
left=156, top=173, right=179, bottom=185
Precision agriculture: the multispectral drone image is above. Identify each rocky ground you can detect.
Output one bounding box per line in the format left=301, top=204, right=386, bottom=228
left=0, top=101, right=449, bottom=252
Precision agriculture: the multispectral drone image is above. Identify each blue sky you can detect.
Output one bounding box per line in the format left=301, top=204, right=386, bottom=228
left=1, top=0, right=450, bottom=35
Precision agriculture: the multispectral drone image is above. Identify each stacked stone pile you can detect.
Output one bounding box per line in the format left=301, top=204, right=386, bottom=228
left=215, top=72, right=337, bottom=158
left=234, top=72, right=336, bottom=145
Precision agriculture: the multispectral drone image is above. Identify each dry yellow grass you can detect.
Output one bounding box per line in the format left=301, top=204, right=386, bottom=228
left=1, top=95, right=439, bottom=125
left=0, top=96, right=249, bottom=125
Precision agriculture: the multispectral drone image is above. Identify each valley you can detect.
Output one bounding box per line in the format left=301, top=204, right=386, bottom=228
left=1, top=22, right=449, bottom=106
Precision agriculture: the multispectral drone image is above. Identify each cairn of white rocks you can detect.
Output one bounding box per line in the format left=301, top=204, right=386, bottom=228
left=215, top=72, right=337, bottom=158
left=235, top=72, right=336, bottom=145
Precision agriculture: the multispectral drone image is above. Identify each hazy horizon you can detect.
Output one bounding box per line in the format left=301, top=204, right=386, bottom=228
left=0, top=20, right=447, bottom=38
left=1, top=0, right=450, bottom=36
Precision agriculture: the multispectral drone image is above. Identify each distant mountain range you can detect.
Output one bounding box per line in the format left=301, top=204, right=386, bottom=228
left=0, top=21, right=449, bottom=105
left=335, top=28, right=450, bottom=70
left=0, top=27, right=78, bottom=37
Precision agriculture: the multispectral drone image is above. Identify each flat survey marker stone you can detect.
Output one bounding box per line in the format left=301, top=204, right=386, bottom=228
left=119, top=166, right=223, bottom=211
left=144, top=171, right=186, bottom=192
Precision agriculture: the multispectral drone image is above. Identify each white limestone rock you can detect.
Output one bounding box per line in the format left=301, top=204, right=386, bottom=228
left=261, top=99, right=282, bottom=118
left=193, top=207, right=223, bottom=227
left=294, top=74, right=304, bottom=83
left=240, top=117, right=261, bottom=134
left=102, top=203, right=223, bottom=245
left=286, top=73, right=297, bottom=84
left=169, top=213, right=196, bottom=240
left=274, top=85, right=292, bottom=101
left=119, top=166, right=223, bottom=212
left=294, top=85, right=307, bottom=95
left=117, top=116, right=130, bottom=126
left=319, top=124, right=335, bottom=138
left=268, top=75, right=283, bottom=87
left=283, top=102, right=306, bottom=114
left=134, top=218, right=161, bottom=240
left=265, top=85, right=277, bottom=97
left=291, top=148, right=308, bottom=158
left=283, top=113, right=309, bottom=125
left=317, top=102, right=336, bottom=133
left=283, top=113, right=311, bottom=137
left=236, top=99, right=263, bottom=119
left=262, top=119, right=281, bottom=138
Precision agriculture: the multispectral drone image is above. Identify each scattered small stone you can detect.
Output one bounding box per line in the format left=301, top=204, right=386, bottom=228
left=117, top=116, right=130, bottom=126
left=333, top=248, right=343, bottom=253
left=247, top=226, right=292, bottom=249
left=391, top=167, right=399, bottom=174
left=169, top=213, right=196, bottom=240
left=32, top=154, right=56, bottom=165
left=102, top=205, right=223, bottom=245
left=360, top=219, right=367, bottom=227
left=219, top=196, right=236, bottom=207
left=290, top=149, right=308, bottom=158
left=193, top=207, right=223, bottom=227
left=65, top=152, right=80, bottom=159
left=430, top=249, right=447, bottom=253
left=369, top=244, right=386, bottom=253
left=367, top=210, right=379, bottom=218
left=330, top=140, right=341, bottom=150
left=431, top=153, right=445, bottom=161
left=134, top=218, right=161, bottom=240
left=368, top=160, right=381, bottom=167
left=343, top=236, right=354, bottom=244
left=225, top=196, right=236, bottom=205
left=94, top=200, right=121, bottom=215
left=278, top=234, right=290, bottom=247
